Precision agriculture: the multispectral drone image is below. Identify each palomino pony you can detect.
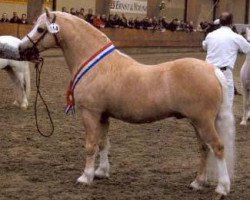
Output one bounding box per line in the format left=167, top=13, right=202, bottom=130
left=19, top=10, right=235, bottom=197
left=240, top=28, right=250, bottom=125
left=0, top=36, right=30, bottom=109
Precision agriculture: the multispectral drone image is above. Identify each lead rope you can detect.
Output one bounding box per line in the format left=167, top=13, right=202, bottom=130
left=34, top=57, right=54, bottom=137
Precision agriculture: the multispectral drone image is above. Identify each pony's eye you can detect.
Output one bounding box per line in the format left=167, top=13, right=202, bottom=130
left=37, top=27, right=45, bottom=33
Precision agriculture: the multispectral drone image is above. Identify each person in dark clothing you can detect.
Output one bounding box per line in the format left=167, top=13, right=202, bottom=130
left=120, top=14, right=127, bottom=28
left=78, top=8, right=85, bottom=19
left=127, top=18, right=135, bottom=28
left=142, top=17, right=150, bottom=30
left=112, top=14, right=121, bottom=28
left=85, top=9, right=94, bottom=24
left=168, top=18, right=179, bottom=31
left=134, top=17, right=142, bottom=29
left=152, top=17, right=158, bottom=30
left=0, top=13, right=9, bottom=23
left=186, top=21, right=194, bottom=32
left=62, top=7, right=68, bottom=13
left=10, top=12, right=21, bottom=23
left=70, top=8, right=76, bottom=15
left=159, top=17, right=168, bottom=30
left=19, top=14, right=28, bottom=24
left=106, top=14, right=115, bottom=28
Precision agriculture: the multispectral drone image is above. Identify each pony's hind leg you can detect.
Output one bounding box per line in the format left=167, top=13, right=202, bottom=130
left=240, top=88, right=250, bottom=125
left=190, top=125, right=209, bottom=190
left=195, top=120, right=230, bottom=196
left=77, top=111, right=101, bottom=184
left=95, top=119, right=110, bottom=178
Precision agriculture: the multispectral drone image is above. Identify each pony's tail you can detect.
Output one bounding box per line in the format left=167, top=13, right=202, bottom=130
left=208, top=68, right=236, bottom=180
left=23, top=61, right=30, bottom=99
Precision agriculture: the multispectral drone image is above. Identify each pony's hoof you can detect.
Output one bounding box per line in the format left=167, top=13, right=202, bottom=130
left=77, top=174, right=93, bottom=184
left=95, top=168, right=109, bottom=179
left=189, top=180, right=203, bottom=190
left=20, top=105, right=28, bottom=110
left=20, top=101, right=28, bottom=110
left=247, top=111, right=250, bottom=118
left=240, top=120, right=247, bottom=126
left=215, top=181, right=230, bottom=196
left=213, top=193, right=225, bottom=200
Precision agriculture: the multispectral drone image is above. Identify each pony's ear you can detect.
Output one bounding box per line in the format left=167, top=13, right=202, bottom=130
left=45, top=7, right=51, bottom=19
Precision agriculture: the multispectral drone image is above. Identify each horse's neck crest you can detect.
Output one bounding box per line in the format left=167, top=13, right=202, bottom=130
left=65, top=42, right=116, bottom=114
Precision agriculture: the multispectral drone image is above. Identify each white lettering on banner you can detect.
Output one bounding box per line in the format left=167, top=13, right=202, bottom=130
left=110, top=0, right=147, bottom=14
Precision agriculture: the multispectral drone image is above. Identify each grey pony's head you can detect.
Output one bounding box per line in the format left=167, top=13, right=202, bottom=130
left=18, top=44, right=40, bottom=61
left=0, top=41, right=39, bottom=61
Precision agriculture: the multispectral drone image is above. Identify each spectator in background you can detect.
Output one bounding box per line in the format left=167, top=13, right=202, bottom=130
left=75, top=9, right=80, bottom=16
left=152, top=17, right=158, bottom=30
left=10, top=12, right=21, bottom=23
left=93, top=14, right=105, bottom=28
left=85, top=9, right=94, bottom=24
left=0, top=13, right=9, bottom=23
left=19, top=13, right=28, bottom=24
left=113, top=14, right=121, bottom=28
left=127, top=18, right=135, bottom=29
left=178, top=20, right=186, bottom=31
left=186, top=21, right=194, bottom=32
left=78, top=8, right=85, bottom=19
left=159, top=17, right=168, bottom=31
left=142, top=17, right=149, bottom=30
left=106, top=14, right=115, bottom=28
left=62, top=6, right=68, bottom=13
left=199, top=21, right=209, bottom=30
left=134, top=17, right=142, bottom=29
left=168, top=18, right=179, bottom=31
left=120, top=14, right=127, bottom=28
left=200, top=19, right=220, bottom=35
left=70, top=8, right=76, bottom=15
left=100, top=14, right=108, bottom=27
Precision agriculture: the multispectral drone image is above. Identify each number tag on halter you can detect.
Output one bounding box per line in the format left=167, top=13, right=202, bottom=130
left=48, top=23, right=60, bottom=34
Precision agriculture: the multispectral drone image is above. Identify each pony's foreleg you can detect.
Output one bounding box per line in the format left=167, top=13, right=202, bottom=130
left=13, top=71, right=28, bottom=109
left=190, top=126, right=209, bottom=190
left=95, top=120, right=110, bottom=178
left=6, top=67, right=28, bottom=109
left=77, top=111, right=101, bottom=184
left=5, top=68, right=22, bottom=107
left=240, top=88, right=250, bottom=126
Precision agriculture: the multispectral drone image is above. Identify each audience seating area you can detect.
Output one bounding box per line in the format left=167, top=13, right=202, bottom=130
left=0, top=23, right=204, bottom=48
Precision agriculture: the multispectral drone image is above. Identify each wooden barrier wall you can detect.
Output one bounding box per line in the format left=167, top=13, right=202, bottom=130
left=0, top=23, right=204, bottom=48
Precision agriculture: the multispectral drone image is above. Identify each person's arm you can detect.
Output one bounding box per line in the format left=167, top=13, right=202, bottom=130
left=202, top=33, right=212, bottom=51
left=202, top=40, right=207, bottom=51
left=235, top=35, right=250, bottom=54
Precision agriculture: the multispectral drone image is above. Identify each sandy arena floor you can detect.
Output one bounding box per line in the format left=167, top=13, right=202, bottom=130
left=0, top=50, right=249, bottom=200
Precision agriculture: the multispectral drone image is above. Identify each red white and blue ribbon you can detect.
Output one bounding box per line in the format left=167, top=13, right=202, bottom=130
left=65, top=42, right=115, bottom=114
